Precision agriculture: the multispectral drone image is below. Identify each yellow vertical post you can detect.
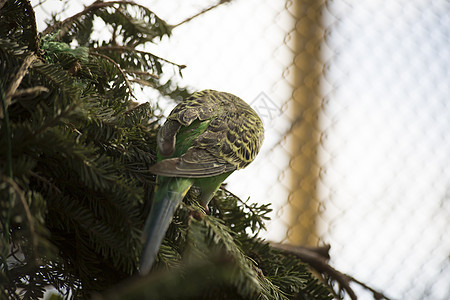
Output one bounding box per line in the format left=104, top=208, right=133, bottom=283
left=288, top=0, right=324, bottom=246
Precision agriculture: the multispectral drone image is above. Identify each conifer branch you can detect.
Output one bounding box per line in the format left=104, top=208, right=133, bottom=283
left=29, top=171, right=61, bottom=194
left=89, top=52, right=136, bottom=99
left=0, top=54, right=38, bottom=118
left=41, top=1, right=116, bottom=37
left=41, top=0, right=164, bottom=38
left=23, top=0, right=40, bottom=51
left=93, top=45, right=186, bottom=70
left=129, top=79, right=152, bottom=87
left=2, top=176, right=39, bottom=261
left=270, top=242, right=356, bottom=299
left=125, top=70, right=159, bottom=79
left=0, top=84, right=13, bottom=240
left=13, top=86, right=49, bottom=98
left=29, top=102, right=79, bottom=138
left=223, top=187, right=264, bottom=216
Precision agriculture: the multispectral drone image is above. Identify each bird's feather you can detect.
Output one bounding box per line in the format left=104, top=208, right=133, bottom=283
left=140, top=176, right=193, bottom=275
left=139, top=89, right=264, bottom=274
left=150, top=146, right=236, bottom=177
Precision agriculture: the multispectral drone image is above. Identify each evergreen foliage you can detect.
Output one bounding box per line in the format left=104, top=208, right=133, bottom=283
left=0, top=1, right=332, bottom=299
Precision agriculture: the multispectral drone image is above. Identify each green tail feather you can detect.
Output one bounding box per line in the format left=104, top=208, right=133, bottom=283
left=140, top=177, right=193, bottom=275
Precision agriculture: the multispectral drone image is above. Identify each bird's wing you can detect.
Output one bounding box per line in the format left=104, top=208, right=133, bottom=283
left=149, top=147, right=236, bottom=178
left=196, top=109, right=264, bottom=170
left=156, top=91, right=221, bottom=157
left=152, top=89, right=264, bottom=177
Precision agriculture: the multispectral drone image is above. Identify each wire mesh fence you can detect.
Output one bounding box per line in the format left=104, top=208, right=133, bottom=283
left=31, top=0, right=450, bottom=299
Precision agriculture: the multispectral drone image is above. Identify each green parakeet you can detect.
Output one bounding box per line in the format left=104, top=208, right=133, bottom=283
left=139, top=89, right=264, bottom=275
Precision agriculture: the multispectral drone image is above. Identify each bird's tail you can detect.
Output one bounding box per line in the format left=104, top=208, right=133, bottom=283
left=140, top=177, right=193, bottom=275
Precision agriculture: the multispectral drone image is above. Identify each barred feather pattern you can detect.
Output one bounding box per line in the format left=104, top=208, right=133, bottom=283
left=151, top=89, right=264, bottom=178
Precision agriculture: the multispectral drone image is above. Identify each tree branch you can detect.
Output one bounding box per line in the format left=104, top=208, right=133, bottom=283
left=2, top=176, right=40, bottom=262
left=126, top=70, right=159, bottom=79
left=13, top=86, right=49, bottom=98
left=0, top=0, right=7, bottom=10
left=41, top=0, right=163, bottom=38
left=29, top=170, right=62, bottom=194
left=93, top=45, right=186, bottom=70
left=171, top=0, right=233, bottom=29
left=89, top=52, right=135, bottom=99
left=270, top=242, right=393, bottom=300
left=0, top=54, right=38, bottom=118
left=41, top=1, right=113, bottom=37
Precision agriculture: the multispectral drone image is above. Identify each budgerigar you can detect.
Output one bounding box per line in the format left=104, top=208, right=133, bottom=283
left=139, top=89, right=264, bottom=275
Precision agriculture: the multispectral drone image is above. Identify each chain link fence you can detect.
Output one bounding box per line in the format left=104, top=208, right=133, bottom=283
left=32, top=0, right=450, bottom=299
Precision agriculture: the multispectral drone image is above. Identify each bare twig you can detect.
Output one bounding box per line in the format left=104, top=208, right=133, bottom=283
left=126, top=70, right=159, bottom=79
left=270, top=242, right=357, bottom=299
left=0, top=54, right=38, bottom=118
left=171, top=0, right=233, bottom=29
left=271, top=243, right=329, bottom=260
left=13, top=86, right=49, bottom=98
left=270, top=242, right=331, bottom=261
left=32, top=0, right=49, bottom=9
left=129, top=79, right=153, bottom=87
left=347, top=274, right=391, bottom=300
left=270, top=242, right=393, bottom=300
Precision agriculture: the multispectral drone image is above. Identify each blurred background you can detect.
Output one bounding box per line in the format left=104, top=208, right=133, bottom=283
left=32, top=0, right=450, bottom=299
